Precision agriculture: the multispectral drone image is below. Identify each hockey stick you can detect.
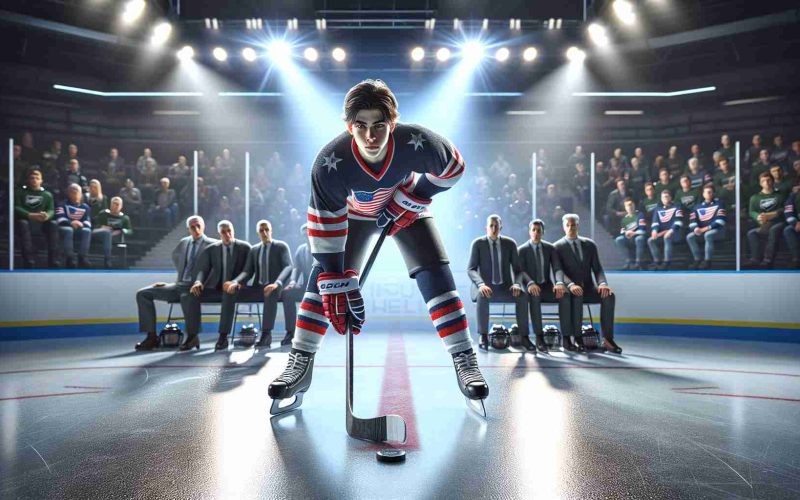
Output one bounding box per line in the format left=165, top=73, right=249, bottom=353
left=346, top=222, right=407, bottom=444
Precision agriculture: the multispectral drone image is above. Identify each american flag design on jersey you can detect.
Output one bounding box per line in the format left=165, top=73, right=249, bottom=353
left=426, top=291, right=468, bottom=339
left=347, top=185, right=401, bottom=219
left=689, top=198, right=727, bottom=230
left=652, top=205, right=684, bottom=231
left=55, top=202, right=91, bottom=228
left=295, top=292, right=329, bottom=336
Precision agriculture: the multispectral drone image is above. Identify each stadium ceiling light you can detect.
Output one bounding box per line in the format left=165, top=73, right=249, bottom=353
left=150, top=22, right=172, bottom=47
left=218, top=92, right=284, bottom=97
left=604, top=110, right=643, bottom=115
left=494, top=47, right=510, bottom=62
left=153, top=110, right=200, bottom=116
left=566, top=46, right=586, bottom=63
left=522, top=47, right=538, bottom=62
left=411, top=47, right=425, bottom=62
left=482, top=18, right=489, bottom=30
left=53, top=84, right=202, bottom=97
left=587, top=23, right=609, bottom=47
left=304, top=47, right=319, bottom=62
left=242, top=47, right=257, bottom=62
left=506, top=110, right=547, bottom=115
left=332, top=47, right=347, bottom=62
left=613, top=0, right=636, bottom=25
left=548, top=18, right=555, bottom=30
left=121, top=0, right=145, bottom=25
left=436, top=47, right=451, bottom=62
left=176, top=45, right=195, bottom=61
left=723, top=96, right=783, bottom=106
left=269, top=40, right=292, bottom=61
left=213, top=47, right=228, bottom=62
left=462, top=40, right=485, bottom=63
left=556, top=18, right=563, bottom=29
left=573, top=86, right=717, bottom=97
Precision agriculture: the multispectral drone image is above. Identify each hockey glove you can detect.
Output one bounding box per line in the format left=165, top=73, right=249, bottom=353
left=317, top=270, right=365, bottom=334
left=376, top=186, right=431, bottom=236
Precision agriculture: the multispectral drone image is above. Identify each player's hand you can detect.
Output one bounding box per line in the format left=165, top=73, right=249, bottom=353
left=318, top=270, right=365, bottom=335
left=224, top=281, right=239, bottom=294
left=263, top=283, right=279, bottom=296
left=152, top=282, right=167, bottom=288
left=651, top=230, right=658, bottom=240
left=664, top=229, right=674, bottom=239
left=376, top=186, right=431, bottom=236
left=528, top=284, right=541, bottom=297
left=569, top=284, right=584, bottom=296
left=598, top=285, right=613, bottom=298
left=757, top=213, right=766, bottom=224
left=191, top=281, right=203, bottom=296
left=478, top=285, right=493, bottom=298
left=70, top=220, right=83, bottom=229
left=511, top=284, right=522, bottom=297
left=554, top=284, right=566, bottom=299
left=625, top=230, right=635, bottom=238
left=694, top=227, right=702, bottom=236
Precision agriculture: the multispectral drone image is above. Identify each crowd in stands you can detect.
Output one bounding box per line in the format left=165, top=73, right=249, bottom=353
left=6, top=130, right=800, bottom=271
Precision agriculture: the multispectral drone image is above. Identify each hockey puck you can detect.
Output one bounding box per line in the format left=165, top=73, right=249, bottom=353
left=376, top=448, right=406, bottom=463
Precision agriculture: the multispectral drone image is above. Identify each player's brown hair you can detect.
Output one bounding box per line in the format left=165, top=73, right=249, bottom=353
left=342, top=79, right=400, bottom=124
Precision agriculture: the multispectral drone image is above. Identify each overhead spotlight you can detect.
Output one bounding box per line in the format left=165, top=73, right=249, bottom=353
left=257, top=19, right=263, bottom=29
left=287, top=18, right=298, bottom=30
left=246, top=19, right=252, bottom=29
left=462, top=41, right=485, bottom=63
left=556, top=18, right=563, bottom=29
left=331, top=47, right=346, bottom=62
left=304, top=47, right=319, bottom=62
left=436, top=47, right=451, bottom=62
left=269, top=40, right=292, bottom=61
left=453, top=18, right=461, bottom=30
left=150, top=22, right=172, bottom=47
left=495, top=47, right=510, bottom=62
left=613, top=0, right=636, bottom=25
left=515, top=19, right=521, bottom=30
left=588, top=23, right=610, bottom=47
left=242, top=47, right=257, bottom=62
left=213, top=47, right=228, bottom=62
left=176, top=45, right=195, bottom=61
left=411, top=47, right=425, bottom=62
left=425, top=18, right=436, bottom=30
left=566, top=46, right=586, bottom=63
left=316, top=19, right=327, bottom=30
left=205, top=18, right=211, bottom=29
left=548, top=18, right=555, bottom=30
left=121, top=0, right=145, bottom=25
left=211, top=18, right=219, bottom=30
left=482, top=18, right=489, bottom=30
left=522, top=47, right=538, bottom=62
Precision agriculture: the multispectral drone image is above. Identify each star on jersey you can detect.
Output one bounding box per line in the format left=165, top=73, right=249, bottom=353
left=322, top=152, right=342, bottom=173
left=407, top=132, right=426, bottom=151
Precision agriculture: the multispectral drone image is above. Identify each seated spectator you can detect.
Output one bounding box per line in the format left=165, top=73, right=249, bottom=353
left=87, top=179, right=109, bottom=220
left=20, top=131, right=40, bottom=168
left=689, top=144, right=706, bottom=171
left=750, top=149, right=772, bottom=193
left=148, top=177, right=178, bottom=227
left=686, top=158, right=711, bottom=189
left=686, top=184, right=727, bottom=270
left=614, top=198, right=647, bottom=270
left=136, top=148, right=158, bottom=175
left=770, top=134, right=789, bottom=170
left=567, top=146, right=586, bottom=172
left=119, top=178, right=143, bottom=220
left=216, top=195, right=235, bottom=228
left=138, top=158, right=159, bottom=193
left=489, top=153, right=511, bottom=184
left=633, top=147, right=650, bottom=174
left=15, top=169, right=57, bottom=268
left=501, top=173, right=519, bottom=204
left=648, top=190, right=683, bottom=270
left=626, top=156, right=649, bottom=200
left=747, top=172, right=786, bottom=269
left=713, top=157, right=736, bottom=207
left=221, top=148, right=236, bottom=170
left=651, top=154, right=667, bottom=181
left=93, top=196, right=132, bottom=268
left=12, top=145, right=30, bottom=187
left=771, top=165, right=791, bottom=194
left=229, top=186, right=245, bottom=214
left=540, top=183, right=562, bottom=228
left=168, top=155, right=190, bottom=194
left=788, top=140, right=800, bottom=168
left=711, top=151, right=722, bottom=172
left=791, top=160, right=800, bottom=194
left=744, top=134, right=762, bottom=169
left=63, top=159, right=88, bottom=198
left=62, top=143, right=80, bottom=171
left=102, top=147, right=126, bottom=195
left=573, top=162, right=590, bottom=205
left=606, top=158, right=623, bottom=184
left=675, top=175, right=700, bottom=214
left=56, top=183, right=92, bottom=268
left=604, top=178, right=628, bottom=233
left=41, top=140, right=62, bottom=173
left=610, top=147, right=630, bottom=170
left=599, top=160, right=617, bottom=199
left=638, top=182, right=659, bottom=220
left=717, top=134, right=735, bottom=164
left=196, top=177, right=219, bottom=218
left=783, top=192, right=799, bottom=269
left=666, top=145, right=683, bottom=178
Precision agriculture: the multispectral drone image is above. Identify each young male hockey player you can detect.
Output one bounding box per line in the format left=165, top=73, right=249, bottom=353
left=686, top=184, right=727, bottom=270
left=268, top=79, right=489, bottom=409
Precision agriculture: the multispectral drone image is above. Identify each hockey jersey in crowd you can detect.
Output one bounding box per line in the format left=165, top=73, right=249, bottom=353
left=620, top=212, right=647, bottom=235
left=95, top=209, right=132, bottom=235
left=651, top=203, right=684, bottom=232
left=748, top=191, right=786, bottom=223
left=675, top=187, right=700, bottom=212
left=785, top=192, right=799, bottom=226
left=14, top=185, right=54, bottom=220
left=689, top=198, right=726, bottom=230
left=307, top=123, right=464, bottom=271
left=687, top=169, right=711, bottom=189
left=55, top=200, right=92, bottom=228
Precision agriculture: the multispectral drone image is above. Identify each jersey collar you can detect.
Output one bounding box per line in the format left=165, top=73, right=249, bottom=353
left=351, top=134, right=395, bottom=181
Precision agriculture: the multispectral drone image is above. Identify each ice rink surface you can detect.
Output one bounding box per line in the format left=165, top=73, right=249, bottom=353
left=2, top=331, right=800, bottom=499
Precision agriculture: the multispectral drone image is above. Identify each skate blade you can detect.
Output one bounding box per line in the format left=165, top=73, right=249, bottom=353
left=465, top=398, right=487, bottom=419
left=269, top=392, right=304, bottom=417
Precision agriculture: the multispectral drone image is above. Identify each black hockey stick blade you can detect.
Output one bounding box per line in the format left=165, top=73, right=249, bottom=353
left=270, top=391, right=305, bottom=416
left=466, top=398, right=487, bottom=419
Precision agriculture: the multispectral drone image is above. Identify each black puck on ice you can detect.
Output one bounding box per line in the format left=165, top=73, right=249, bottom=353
left=376, top=448, right=406, bottom=463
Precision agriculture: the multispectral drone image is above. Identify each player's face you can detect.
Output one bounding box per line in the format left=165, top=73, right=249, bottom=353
left=486, top=219, right=501, bottom=239
left=703, top=188, right=714, bottom=202
left=348, top=109, right=394, bottom=161
left=219, top=225, right=234, bottom=244
left=661, top=191, right=671, bottom=205
left=529, top=224, right=543, bottom=243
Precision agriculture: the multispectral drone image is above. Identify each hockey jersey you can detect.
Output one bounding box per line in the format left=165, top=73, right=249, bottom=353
left=689, top=198, right=726, bottom=230
left=95, top=209, right=132, bottom=235
left=651, top=203, right=684, bottom=232
left=307, top=123, right=464, bottom=272
left=14, top=185, right=54, bottom=220
left=785, top=192, right=799, bottom=225
left=620, top=212, right=646, bottom=235
left=687, top=169, right=711, bottom=189
left=749, top=191, right=786, bottom=223
left=55, top=201, right=92, bottom=228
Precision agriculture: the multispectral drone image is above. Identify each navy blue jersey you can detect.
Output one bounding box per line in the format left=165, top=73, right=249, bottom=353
left=55, top=201, right=91, bottom=228
left=651, top=203, right=684, bottom=232
left=689, top=198, right=727, bottom=230
left=306, top=123, right=464, bottom=272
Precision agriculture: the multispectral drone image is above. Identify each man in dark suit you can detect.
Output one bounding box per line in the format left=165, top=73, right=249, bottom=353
left=134, top=215, right=216, bottom=351
left=467, top=214, right=526, bottom=350
left=281, top=224, right=315, bottom=346
left=226, top=219, right=294, bottom=348
left=517, top=219, right=570, bottom=352
left=553, top=213, right=623, bottom=354
left=185, top=220, right=251, bottom=350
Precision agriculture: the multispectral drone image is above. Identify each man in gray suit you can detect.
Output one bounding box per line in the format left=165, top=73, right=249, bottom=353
left=185, top=220, right=251, bottom=351
left=226, top=219, right=294, bottom=348
left=467, top=214, right=526, bottom=350
left=280, top=224, right=315, bottom=346
left=517, top=219, right=569, bottom=352
left=553, top=213, right=622, bottom=354
left=134, top=215, right=216, bottom=351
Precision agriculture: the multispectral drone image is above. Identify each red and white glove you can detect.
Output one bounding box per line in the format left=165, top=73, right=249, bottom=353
left=376, top=186, right=431, bottom=236
left=317, top=270, right=365, bottom=335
